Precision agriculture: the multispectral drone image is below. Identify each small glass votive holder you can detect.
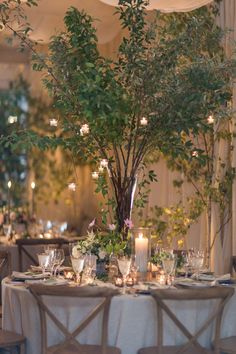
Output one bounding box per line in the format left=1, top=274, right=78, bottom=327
left=64, top=269, right=75, bottom=280
left=157, top=270, right=166, bottom=285
left=126, top=276, right=134, bottom=287
left=114, top=276, right=124, bottom=287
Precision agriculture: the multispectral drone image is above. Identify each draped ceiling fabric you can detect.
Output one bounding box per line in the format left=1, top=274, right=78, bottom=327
left=99, top=0, right=213, bottom=12
left=21, top=0, right=213, bottom=45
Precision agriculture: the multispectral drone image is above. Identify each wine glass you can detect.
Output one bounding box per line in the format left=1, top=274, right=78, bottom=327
left=182, top=251, right=190, bottom=278
left=71, top=257, right=85, bottom=284
left=190, top=250, right=204, bottom=280
left=117, top=256, right=131, bottom=293
left=52, top=249, right=65, bottom=277
left=37, top=253, right=50, bottom=277
left=44, top=246, right=57, bottom=276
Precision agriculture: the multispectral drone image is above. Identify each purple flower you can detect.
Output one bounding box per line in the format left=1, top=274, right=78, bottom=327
left=88, top=218, right=96, bottom=229
left=108, top=224, right=116, bottom=231
left=124, top=218, right=134, bottom=229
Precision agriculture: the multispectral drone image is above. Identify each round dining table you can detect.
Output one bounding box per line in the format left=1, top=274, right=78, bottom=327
left=2, top=279, right=236, bottom=354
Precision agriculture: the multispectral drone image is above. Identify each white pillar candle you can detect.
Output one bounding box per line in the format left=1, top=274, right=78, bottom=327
left=135, top=233, right=148, bottom=272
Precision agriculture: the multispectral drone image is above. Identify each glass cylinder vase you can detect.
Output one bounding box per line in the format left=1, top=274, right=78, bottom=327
left=130, top=227, right=151, bottom=275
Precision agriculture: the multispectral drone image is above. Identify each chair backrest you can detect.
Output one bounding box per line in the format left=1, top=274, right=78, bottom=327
left=16, top=238, right=70, bottom=271
left=150, top=286, right=234, bottom=354
left=0, top=250, right=11, bottom=276
left=29, top=284, right=119, bottom=354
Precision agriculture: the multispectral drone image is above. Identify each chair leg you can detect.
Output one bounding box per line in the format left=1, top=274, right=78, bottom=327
left=19, top=342, right=25, bottom=354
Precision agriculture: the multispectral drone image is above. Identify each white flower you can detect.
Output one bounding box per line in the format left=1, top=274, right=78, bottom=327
left=72, top=246, right=81, bottom=259
left=192, top=150, right=199, bottom=157
left=108, top=224, right=116, bottom=231
left=100, top=159, right=108, bottom=168
left=99, top=250, right=107, bottom=260
left=80, top=124, right=89, bottom=136
left=88, top=219, right=95, bottom=229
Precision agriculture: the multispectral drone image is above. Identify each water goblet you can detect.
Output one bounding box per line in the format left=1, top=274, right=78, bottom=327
left=190, top=250, right=204, bottom=280
left=37, top=253, right=50, bottom=278
left=71, top=257, right=85, bottom=284
left=117, top=256, right=131, bottom=294
left=162, top=254, right=176, bottom=285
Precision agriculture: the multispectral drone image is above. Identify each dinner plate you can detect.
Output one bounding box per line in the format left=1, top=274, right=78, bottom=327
left=175, top=281, right=212, bottom=288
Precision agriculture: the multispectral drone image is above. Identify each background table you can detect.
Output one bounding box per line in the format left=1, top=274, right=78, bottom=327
left=2, top=281, right=236, bottom=354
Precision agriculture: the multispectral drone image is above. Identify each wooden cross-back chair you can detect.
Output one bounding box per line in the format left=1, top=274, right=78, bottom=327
left=138, top=287, right=234, bottom=354
left=16, top=238, right=70, bottom=271
left=0, top=251, right=11, bottom=277
left=0, top=251, right=26, bottom=352
left=28, top=284, right=121, bottom=354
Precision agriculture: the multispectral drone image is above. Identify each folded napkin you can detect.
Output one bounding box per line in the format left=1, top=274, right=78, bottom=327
left=94, top=280, right=117, bottom=289
left=25, top=278, right=69, bottom=286
left=11, top=271, right=50, bottom=281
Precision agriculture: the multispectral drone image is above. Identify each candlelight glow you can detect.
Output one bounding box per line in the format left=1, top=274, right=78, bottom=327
left=7, top=181, right=12, bottom=189
left=8, top=115, right=17, bottom=124
left=140, top=117, right=148, bottom=126
left=100, top=159, right=108, bottom=168
left=49, top=118, right=58, bottom=127
left=31, top=181, right=36, bottom=189
left=68, top=182, right=76, bottom=191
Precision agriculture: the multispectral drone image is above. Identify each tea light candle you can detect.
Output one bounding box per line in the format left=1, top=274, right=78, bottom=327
left=92, top=171, right=99, bottom=180
left=140, top=117, right=148, bottom=126
left=64, top=270, right=74, bottom=280
left=159, top=274, right=166, bottom=285
left=126, top=276, right=133, bottom=287
left=115, top=277, right=123, bottom=287
left=135, top=233, right=148, bottom=273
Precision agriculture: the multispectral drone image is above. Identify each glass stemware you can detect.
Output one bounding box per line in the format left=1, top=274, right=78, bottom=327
left=37, top=253, right=50, bottom=277
left=117, top=256, right=131, bottom=293
left=189, top=250, right=204, bottom=280
left=83, top=254, right=97, bottom=284
left=71, top=257, right=85, bottom=284
left=52, top=249, right=65, bottom=277
left=162, top=254, right=176, bottom=285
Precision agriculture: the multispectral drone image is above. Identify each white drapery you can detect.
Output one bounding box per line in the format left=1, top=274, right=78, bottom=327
left=99, top=0, right=213, bottom=12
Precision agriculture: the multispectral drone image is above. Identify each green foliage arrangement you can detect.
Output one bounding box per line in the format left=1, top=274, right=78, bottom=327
left=0, top=0, right=235, bottom=244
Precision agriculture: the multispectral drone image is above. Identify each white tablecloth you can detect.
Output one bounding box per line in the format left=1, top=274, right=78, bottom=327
left=2, top=280, right=236, bottom=354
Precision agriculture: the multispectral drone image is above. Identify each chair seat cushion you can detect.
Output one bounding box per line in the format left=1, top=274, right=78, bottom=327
left=138, top=345, right=215, bottom=354
left=0, top=329, right=25, bottom=347
left=48, top=343, right=121, bottom=354
left=219, top=336, right=236, bottom=354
